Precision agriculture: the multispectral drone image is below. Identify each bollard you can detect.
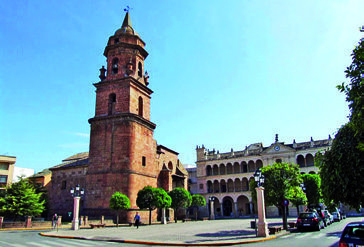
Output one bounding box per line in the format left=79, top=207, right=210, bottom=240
left=101, top=215, right=105, bottom=224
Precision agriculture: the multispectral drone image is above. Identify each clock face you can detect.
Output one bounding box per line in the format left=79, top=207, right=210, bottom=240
left=274, top=145, right=280, bottom=151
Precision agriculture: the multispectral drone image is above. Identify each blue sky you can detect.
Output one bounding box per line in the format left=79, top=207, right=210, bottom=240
left=1, top=0, right=363, bottom=173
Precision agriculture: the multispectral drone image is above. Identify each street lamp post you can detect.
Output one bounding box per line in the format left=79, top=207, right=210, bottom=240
left=254, top=168, right=269, bottom=237
left=208, top=197, right=215, bottom=220
left=300, top=182, right=307, bottom=212
left=70, top=184, right=84, bottom=231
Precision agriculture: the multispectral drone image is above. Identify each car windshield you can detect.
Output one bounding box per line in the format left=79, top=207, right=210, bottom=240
left=299, top=213, right=315, bottom=218
left=343, top=226, right=364, bottom=239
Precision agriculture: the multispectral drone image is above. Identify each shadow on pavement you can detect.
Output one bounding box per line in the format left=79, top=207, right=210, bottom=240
left=186, top=229, right=257, bottom=243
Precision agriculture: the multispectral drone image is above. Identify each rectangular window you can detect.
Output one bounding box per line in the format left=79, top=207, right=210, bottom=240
left=199, top=184, right=204, bottom=190
left=0, top=164, right=8, bottom=170
left=61, top=180, right=67, bottom=190
left=142, top=156, right=146, bottom=167
left=0, top=175, right=7, bottom=183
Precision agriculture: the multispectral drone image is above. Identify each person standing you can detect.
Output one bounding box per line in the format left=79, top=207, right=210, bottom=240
left=52, top=214, right=58, bottom=229
left=134, top=212, right=140, bottom=229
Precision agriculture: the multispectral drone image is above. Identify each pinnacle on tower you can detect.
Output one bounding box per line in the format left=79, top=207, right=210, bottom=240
left=121, top=11, right=135, bottom=35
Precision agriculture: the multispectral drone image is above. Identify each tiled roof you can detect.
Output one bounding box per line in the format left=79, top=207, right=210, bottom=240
left=51, top=154, right=89, bottom=171
left=62, top=152, right=89, bottom=162
left=30, top=168, right=52, bottom=178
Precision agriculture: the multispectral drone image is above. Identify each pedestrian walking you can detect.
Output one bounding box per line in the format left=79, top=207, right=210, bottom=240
left=134, top=212, right=140, bottom=229
left=52, top=214, right=58, bottom=229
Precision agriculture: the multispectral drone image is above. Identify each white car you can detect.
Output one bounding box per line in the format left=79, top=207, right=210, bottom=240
left=331, top=210, right=341, bottom=222
left=323, top=210, right=334, bottom=224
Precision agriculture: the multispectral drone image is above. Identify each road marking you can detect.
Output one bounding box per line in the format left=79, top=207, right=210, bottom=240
left=280, top=235, right=292, bottom=239
left=312, top=233, right=325, bottom=239
left=55, top=239, right=99, bottom=246
left=295, top=232, right=314, bottom=239
left=0, top=240, right=25, bottom=247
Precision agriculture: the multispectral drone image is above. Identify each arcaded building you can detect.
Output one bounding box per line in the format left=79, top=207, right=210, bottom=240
left=48, top=12, right=187, bottom=222
left=195, top=135, right=332, bottom=217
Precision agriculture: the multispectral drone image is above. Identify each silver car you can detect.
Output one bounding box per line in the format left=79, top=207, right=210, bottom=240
left=331, top=209, right=341, bottom=222
left=323, top=210, right=334, bottom=224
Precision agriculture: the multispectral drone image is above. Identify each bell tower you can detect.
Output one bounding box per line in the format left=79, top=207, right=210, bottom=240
left=85, top=12, right=157, bottom=219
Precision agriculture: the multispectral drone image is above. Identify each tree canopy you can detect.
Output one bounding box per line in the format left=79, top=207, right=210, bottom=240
left=316, top=124, right=363, bottom=210
left=109, top=192, right=130, bottom=226
left=190, top=194, right=206, bottom=220
left=301, top=173, right=321, bottom=206
left=168, top=187, right=191, bottom=222
left=317, top=37, right=364, bottom=211
left=136, top=186, right=171, bottom=225
left=0, top=178, right=45, bottom=219
left=250, top=163, right=302, bottom=229
left=287, top=186, right=307, bottom=216
left=337, top=38, right=364, bottom=150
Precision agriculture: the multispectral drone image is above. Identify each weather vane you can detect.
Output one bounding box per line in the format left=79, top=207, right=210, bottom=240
left=124, top=5, right=133, bottom=13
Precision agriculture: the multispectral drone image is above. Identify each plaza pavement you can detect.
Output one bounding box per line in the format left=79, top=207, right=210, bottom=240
left=40, top=218, right=294, bottom=246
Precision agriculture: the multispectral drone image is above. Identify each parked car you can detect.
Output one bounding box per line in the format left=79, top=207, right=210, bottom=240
left=297, top=212, right=325, bottom=231
left=339, top=222, right=364, bottom=247
left=322, top=210, right=334, bottom=225
left=331, top=209, right=341, bottom=222
left=317, top=210, right=330, bottom=227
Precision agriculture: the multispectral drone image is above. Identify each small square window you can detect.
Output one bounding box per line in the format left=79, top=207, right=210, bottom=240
left=142, top=156, right=146, bottom=167
left=61, top=181, right=67, bottom=190
left=0, top=175, right=7, bottom=183
left=0, top=164, right=8, bottom=170
left=199, top=184, right=204, bottom=190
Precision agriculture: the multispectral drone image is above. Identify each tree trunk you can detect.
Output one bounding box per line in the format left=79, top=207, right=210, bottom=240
left=174, top=208, right=178, bottom=223
left=149, top=208, right=152, bottom=225
left=296, top=205, right=300, bottom=217
left=195, top=207, right=198, bottom=221
left=281, top=206, right=288, bottom=230
left=116, top=212, right=119, bottom=227
left=161, top=208, right=167, bottom=224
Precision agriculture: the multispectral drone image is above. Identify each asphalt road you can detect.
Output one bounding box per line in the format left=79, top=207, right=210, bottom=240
left=0, top=217, right=361, bottom=247
left=0, top=230, right=127, bottom=247
left=243, top=218, right=353, bottom=247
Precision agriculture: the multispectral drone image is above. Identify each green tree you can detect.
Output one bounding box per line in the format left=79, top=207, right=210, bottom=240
left=337, top=38, right=364, bottom=151
left=287, top=186, right=307, bottom=216
left=250, top=163, right=301, bottom=230
left=136, top=186, right=171, bottom=225
left=168, top=187, right=192, bottom=223
left=317, top=37, right=364, bottom=211
left=190, top=194, right=206, bottom=220
left=136, top=186, right=155, bottom=225
left=301, top=173, right=321, bottom=206
left=0, top=178, right=45, bottom=220
left=316, top=124, right=363, bottom=210
left=152, top=188, right=171, bottom=224
left=109, top=192, right=130, bottom=227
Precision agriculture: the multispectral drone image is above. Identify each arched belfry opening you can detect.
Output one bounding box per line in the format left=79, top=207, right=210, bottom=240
left=138, top=62, right=143, bottom=77
left=108, top=93, right=116, bottom=115
left=138, top=96, right=143, bottom=117
left=112, top=58, right=119, bottom=74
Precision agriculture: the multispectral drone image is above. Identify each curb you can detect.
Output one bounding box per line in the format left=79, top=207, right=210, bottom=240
left=39, top=232, right=277, bottom=246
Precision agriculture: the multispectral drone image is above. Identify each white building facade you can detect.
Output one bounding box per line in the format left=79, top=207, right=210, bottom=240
left=195, top=136, right=332, bottom=217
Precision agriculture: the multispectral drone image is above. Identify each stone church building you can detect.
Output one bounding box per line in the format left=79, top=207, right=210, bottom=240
left=48, top=12, right=187, bottom=223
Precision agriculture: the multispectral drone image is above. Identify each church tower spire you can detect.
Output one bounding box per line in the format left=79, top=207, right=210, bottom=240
left=86, top=12, right=157, bottom=220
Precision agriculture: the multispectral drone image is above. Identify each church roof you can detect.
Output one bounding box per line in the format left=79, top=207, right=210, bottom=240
left=62, top=152, right=89, bottom=162
left=50, top=152, right=89, bottom=171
